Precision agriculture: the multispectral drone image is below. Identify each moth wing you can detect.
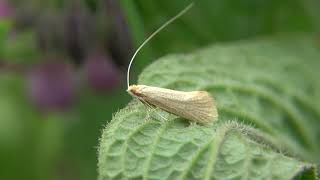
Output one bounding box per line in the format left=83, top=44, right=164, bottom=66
left=178, top=91, right=218, bottom=123
left=143, top=89, right=218, bottom=123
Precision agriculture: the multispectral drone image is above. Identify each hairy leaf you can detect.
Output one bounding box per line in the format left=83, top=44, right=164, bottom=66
left=98, top=36, right=319, bottom=179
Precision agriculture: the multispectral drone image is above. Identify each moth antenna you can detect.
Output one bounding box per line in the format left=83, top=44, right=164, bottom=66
left=127, top=2, right=194, bottom=89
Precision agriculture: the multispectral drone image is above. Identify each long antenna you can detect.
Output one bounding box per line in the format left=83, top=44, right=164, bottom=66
left=126, top=2, right=194, bottom=89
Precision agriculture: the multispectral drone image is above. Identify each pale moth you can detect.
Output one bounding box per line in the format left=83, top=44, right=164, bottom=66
left=127, top=3, right=218, bottom=124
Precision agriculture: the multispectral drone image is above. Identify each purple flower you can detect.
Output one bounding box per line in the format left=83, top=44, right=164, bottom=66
left=0, top=0, right=12, bottom=18
left=63, top=0, right=92, bottom=64
left=27, top=62, right=76, bottom=112
left=105, top=0, right=133, bottom=66
left=85, top=50, right=121, bottom=91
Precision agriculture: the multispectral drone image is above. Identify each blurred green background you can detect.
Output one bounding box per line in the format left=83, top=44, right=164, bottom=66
left=0, top=0, right=319, bottom=179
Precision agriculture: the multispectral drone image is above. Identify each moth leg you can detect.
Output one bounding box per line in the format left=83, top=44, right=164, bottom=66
left=138, top=98, right=155, bottom=122
left=138, top=98, right=168, bottom=122
left=139, top=98, right=155, bottom=109
left=144, top=105, right=154, bottom=122
left=189, top=121, right=197, bottom=127
left=155, top=109, right=170, bottom=122
left=143, top=112, right=150, bottom=123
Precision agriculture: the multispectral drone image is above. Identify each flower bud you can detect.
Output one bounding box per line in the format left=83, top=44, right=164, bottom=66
left=85, top=50, right=120, bottom=91
left=0, top=0, right=12, bottom=18
left=27, top=62, right=76, bottom=112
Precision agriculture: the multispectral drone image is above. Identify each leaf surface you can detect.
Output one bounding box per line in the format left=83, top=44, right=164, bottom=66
left=98, top=36, right=319, bottom=180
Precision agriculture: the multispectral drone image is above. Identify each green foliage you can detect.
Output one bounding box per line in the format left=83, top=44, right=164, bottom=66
left=1, top=0, right=319, bottom=179
left=64, top=87, right=130, bottom=180
left=98, top=36, right=319, bottom=179
left=1, top=31, right=40, bottom=63
left=120, top=0, right=318, bottom=86
left=0, top=20, right=11, bottom=41
left=0, top=74, right=63, bottom=180
left=124, top=0, right=316, bottom=57
left=0, top=20, right=12, bottom=60
left=0, top=19, right=40, bottom=64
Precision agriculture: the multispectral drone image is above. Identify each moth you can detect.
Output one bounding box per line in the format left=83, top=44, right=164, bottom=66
left=128, top=85, right=217, bottom=123
left=126, top=3, right=218, bottom=124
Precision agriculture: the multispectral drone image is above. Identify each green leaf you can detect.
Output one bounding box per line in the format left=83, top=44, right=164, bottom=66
left=121, top=0, right=319, bottom=86
left=0, top=20, right=12, bottom=41
left=98, top=36, right=319, bottom=179
left=0, top=74, right=64, bottom=180
left=64, top=86, right=130, bottom=180
left=0, top=20, right=12, bottom=58
left=1, top=31, right=40, bottom=64
left=125, top=0, right=315, bottom=57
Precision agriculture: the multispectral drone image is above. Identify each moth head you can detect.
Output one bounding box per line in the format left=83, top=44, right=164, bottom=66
left=127, top=85, right=146, bottom=98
